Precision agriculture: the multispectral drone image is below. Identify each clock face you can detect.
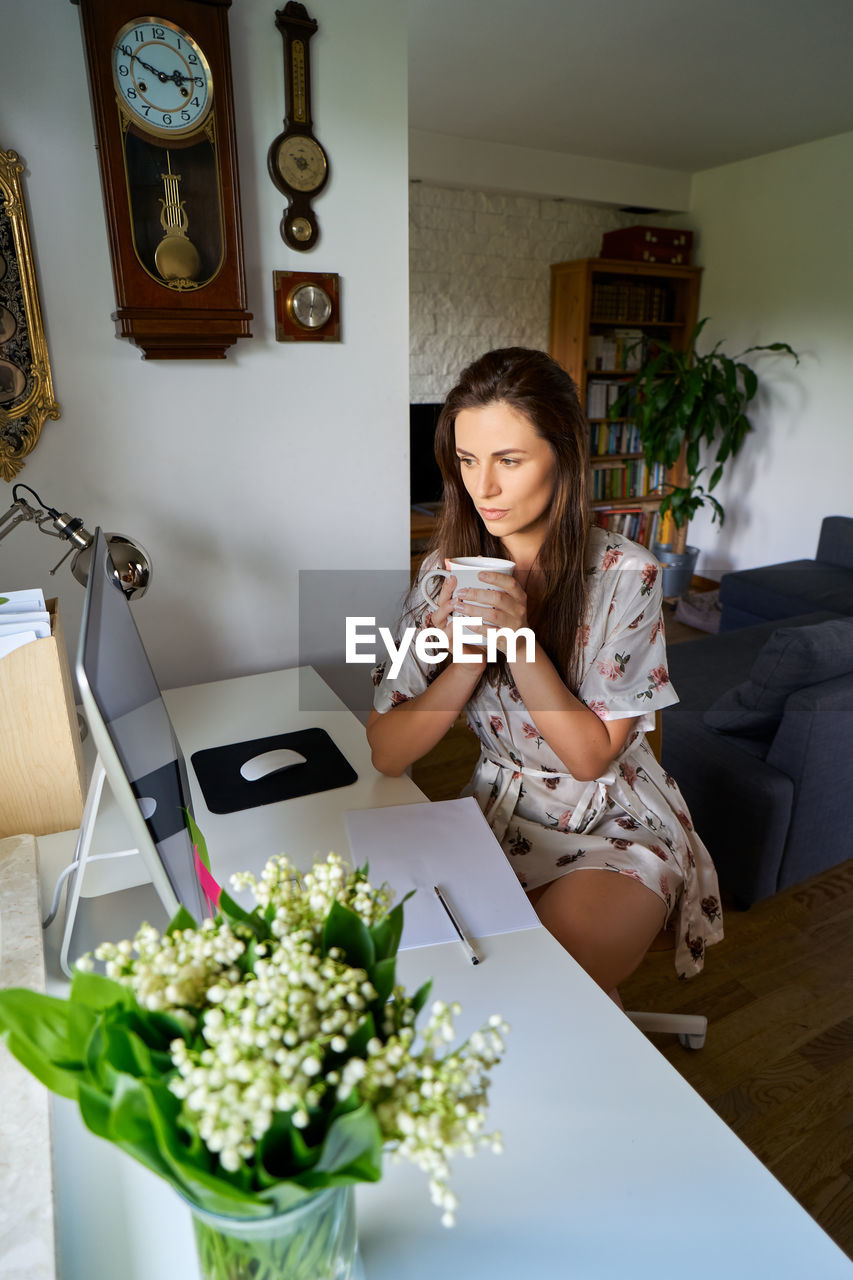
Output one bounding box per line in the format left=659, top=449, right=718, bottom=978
left=288, top=283, right=332, bottom=329
left=112, top=18, right=213, bottom=139
left=274, top=135, right=328, bottom=194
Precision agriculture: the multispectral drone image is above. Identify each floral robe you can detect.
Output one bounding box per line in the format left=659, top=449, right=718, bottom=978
left=372, top=527, right=723, bottom=978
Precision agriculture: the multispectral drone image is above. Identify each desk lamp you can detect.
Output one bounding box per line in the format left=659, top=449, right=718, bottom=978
left=0, top=482, right=151, bottom=599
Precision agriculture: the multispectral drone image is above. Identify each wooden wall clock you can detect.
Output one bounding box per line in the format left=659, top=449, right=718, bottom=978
left=71, top=0, right=252, bottom=359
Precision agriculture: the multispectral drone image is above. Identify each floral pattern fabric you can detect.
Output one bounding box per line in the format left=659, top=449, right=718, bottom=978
left=372, top=526, right=723, bottom=978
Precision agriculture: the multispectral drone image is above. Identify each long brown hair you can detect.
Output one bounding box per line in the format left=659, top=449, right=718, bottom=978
left=430, top=347, right=591, bottom=688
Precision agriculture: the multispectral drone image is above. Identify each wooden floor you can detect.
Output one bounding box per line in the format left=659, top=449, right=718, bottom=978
left=411, top=604, right=853, bottom=1261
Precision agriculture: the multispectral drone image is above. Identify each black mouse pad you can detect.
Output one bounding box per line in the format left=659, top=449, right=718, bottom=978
left=190, top=728, right=358, bottom=815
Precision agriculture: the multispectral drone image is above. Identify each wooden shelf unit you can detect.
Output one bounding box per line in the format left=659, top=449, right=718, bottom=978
left=549, top=257, right=702, bottom=550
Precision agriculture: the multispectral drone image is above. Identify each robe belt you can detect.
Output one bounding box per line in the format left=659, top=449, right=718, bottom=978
left=479, top=753, right=616, bottom=845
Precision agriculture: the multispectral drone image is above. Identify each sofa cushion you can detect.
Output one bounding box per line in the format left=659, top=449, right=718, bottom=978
left=719, top=559, right=853, bottom=629
left=817, top=515, right=853, bottom=570
left=703, top=616, right=853, bottom=736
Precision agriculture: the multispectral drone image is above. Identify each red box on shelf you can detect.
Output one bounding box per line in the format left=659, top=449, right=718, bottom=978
left=600, top=225, right=693, bottom=265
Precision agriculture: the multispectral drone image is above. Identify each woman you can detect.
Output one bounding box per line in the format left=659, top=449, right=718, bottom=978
left=367, top=347, right=722, bottom=1000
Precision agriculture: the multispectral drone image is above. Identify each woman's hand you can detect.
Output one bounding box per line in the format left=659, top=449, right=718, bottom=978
left=424, top=565, right=487, bottom=667
left=455, top=571, right=531, bottom=656
left=422, top=565, right=456, bottom=633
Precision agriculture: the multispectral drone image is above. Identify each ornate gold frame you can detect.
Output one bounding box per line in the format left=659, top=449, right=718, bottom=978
left=0, top=148, right=59, bottom=481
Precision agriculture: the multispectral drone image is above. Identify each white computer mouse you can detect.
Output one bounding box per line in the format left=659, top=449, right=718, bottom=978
left=240, top=747, right=307, bottom=782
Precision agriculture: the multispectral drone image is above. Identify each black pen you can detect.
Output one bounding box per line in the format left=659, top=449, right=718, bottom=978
left=434, top=884, right=481, bottom=965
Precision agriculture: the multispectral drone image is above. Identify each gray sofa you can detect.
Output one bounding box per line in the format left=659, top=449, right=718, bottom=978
left=719, top=515, right=853, bottom=630
left=662, top=609, right=853, bottom=907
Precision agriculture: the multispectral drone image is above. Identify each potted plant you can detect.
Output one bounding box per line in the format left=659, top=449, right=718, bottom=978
left=0, top=845, right=509, bottom=1280
left=610, top=319, right=799, bottom=595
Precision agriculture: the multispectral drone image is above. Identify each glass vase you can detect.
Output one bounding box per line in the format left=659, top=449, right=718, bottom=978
left=186, top=1185, right=362, bottom=1280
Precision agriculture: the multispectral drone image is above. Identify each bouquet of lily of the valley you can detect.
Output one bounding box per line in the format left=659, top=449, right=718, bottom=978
left=0, top=845, right=508, bottom=1276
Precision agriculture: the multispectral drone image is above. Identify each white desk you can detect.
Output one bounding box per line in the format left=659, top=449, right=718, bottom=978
left=27, top=668, right=853, bottom=1278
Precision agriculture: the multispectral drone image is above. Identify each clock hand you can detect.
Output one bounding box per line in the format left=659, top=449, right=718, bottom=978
left=118, top=46, right=203, bottom=89
left=167, top=68, right=205, bottom=89
left=118, top=48, right=171, bottom=83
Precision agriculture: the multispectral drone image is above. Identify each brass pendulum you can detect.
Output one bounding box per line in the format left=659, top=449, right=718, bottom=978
left=154, top=152, right=201, bottom=287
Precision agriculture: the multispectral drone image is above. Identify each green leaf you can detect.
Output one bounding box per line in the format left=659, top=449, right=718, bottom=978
left=0, top=989, right=87, bottom=1098
left=183, top=808, right=211, bottom=872
left=81, top=1074, right=184, bottom=1186
left=346, top=1012, right=377, bottom=1059
left=313, top=1102, right=383, bottom=1182
left=369, top=901, right=405, bottom=962
left=738, top=363, right=758, bottom=401
left=117, top=1075, right=263, bottom=1215
left=0, top=1029, right=85, bottom=1099
left=217, top=889, right=269, bottom=942
left=166, top=904, right=199, bottom=936
left=102, top=1022, right=156, bottom=1078
left=77, top=1081, right=113, bottom=1139
left=738, top=340, right=799, bottom=364
left=370, top=956, right=396, bottom=1006
left=70, top=968, right=133, bottom=1011
left=128, top=1007, right=193, bottom=1051
left=66, top=1000, right=100, bottom=1059
left=257, top=1112, right=321, bottom=1184
left=322, top=901, right=375, bottom=970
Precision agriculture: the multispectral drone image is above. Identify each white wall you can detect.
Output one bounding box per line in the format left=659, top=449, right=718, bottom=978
left=0, top=0, right=409, bottom=689
left=674, top=131, right=853, bottom=577
left=410, top=184, right=633, bottom=402
left=410, top=129, right=692, bottom=211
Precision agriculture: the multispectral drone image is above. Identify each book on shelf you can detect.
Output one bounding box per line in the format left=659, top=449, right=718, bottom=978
left=590, top=421, right=642, bottom=457
left=587, top=329, right=646, bottom=372
left=590, top=281, right=674, bottom=324
left=590, top=458, right=665, bottom=502
left=592, top=506, right=661, bottom=548
left=585, top=379, right=623, bottom=418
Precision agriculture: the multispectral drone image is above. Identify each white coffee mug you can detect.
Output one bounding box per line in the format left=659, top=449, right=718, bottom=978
left=419, top=556, right=516, bottom=622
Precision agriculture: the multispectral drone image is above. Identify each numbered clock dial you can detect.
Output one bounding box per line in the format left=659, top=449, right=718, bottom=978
left=112, top=18, right=213, bottom=139
left=274, top=134, right=328, bottom=194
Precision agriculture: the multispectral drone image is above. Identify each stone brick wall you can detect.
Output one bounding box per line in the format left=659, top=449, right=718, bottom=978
left=409, top=183, right=634, bottom=402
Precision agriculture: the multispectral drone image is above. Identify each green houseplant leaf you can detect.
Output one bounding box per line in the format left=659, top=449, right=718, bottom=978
left=610, top=319, right=799, bottom=531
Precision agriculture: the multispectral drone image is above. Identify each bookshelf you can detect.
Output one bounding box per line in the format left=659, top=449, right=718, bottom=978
left=549, top=257, right=702, bottom=549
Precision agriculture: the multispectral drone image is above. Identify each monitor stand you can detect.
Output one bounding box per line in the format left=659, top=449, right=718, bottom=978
left=44, top=756, right=169, bottom=978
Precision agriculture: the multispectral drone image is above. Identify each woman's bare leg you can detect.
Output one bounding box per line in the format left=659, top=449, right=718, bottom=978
left=527, top=870, right=667, bottom=996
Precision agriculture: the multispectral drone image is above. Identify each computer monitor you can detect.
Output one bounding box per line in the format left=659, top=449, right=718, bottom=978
left=409, top=402, right=444, bottom=506
left=75, top=528, right=208, bottom=925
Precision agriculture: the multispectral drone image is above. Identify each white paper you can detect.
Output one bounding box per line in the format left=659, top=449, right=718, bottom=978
left=344, top=796, right=540, bottom=950
left=0, top=588, right=46, bottom=613
left=0, top=613, right=50, bottom=638
left=0, top=629, right=38, bottom=659
left=0, top=610, right=50, bottom=627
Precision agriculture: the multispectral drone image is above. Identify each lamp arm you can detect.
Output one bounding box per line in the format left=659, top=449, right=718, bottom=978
left=0, top=495, right=43, bottom=541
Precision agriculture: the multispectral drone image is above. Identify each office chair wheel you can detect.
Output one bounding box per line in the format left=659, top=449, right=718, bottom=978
left=678, top=1031, right=706, bottom=1051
